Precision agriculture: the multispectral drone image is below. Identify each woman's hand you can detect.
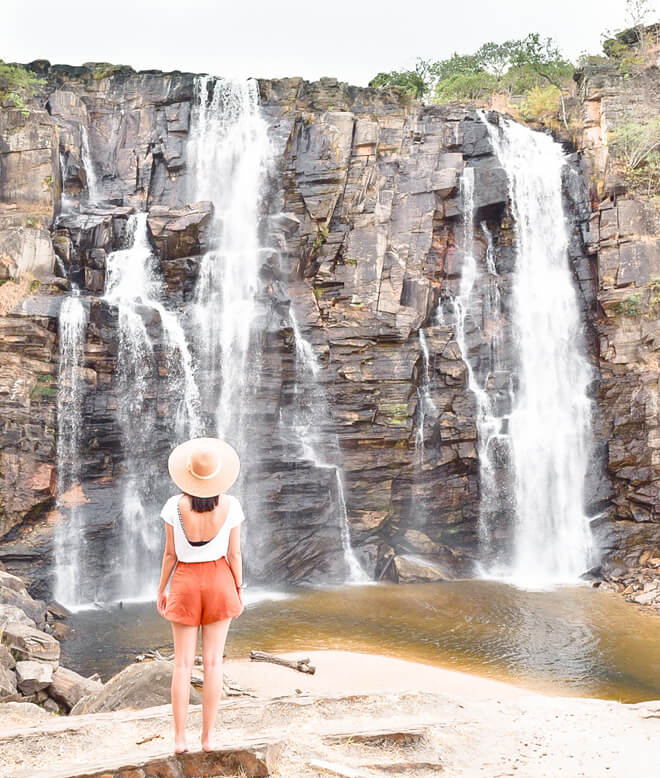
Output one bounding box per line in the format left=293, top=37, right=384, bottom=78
left=157, top=589, right=167, bottom=616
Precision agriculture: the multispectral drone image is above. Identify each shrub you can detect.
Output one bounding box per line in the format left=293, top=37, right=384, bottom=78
left=0, top=61, right=44, bottom=114
left=518, top=85, right=562, bottom=124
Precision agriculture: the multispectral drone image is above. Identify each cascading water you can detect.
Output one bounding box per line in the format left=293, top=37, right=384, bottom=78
left=453, top=167, right=511, bottom=565
left=186, top=76, right=271, bottom=444
left=459, top=114, right=596, bottom=585
left=53, top=287, right=88, bottom=608
left=286, top=308, right=368, bottom=583
left=80, top=125, right=101, bottom=205
left=102, top=213, right=201, bottom=601
left=482, top=116, right=595, bottom=583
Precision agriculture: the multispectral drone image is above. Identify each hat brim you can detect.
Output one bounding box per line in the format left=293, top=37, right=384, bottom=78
left=168, top=437, right=240, bottom=498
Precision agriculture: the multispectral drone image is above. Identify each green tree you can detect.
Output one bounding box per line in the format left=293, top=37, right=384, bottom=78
left=0, top=61, right=44, bottom=114
left=369, top=59, right=432, bottom=98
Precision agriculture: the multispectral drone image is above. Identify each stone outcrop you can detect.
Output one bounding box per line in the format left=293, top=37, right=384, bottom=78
left=573, top=50, right=660, bottom=604
left=71, top=659, right=202, bottom=714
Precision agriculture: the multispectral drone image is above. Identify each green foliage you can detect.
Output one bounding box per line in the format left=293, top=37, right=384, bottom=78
left=608, top=118, right=660, bottom=193
left=30, top=374, right=57, bottom=399
left=344, top=257, right=358, bottom=265
left=518, top=85, right=562, bottom=124
left=369, top=59, right=430, bottom=98
left=29, top=279, right=40, bottom=293
left=370, top=33, right=573, bottom=108
left=649, top=277, right=660, bottom=311
left=0, top=61, right=44, bottom=113
left=613, top=292, right=642, bottom=317
left=24, top=216, right=39, bottom=228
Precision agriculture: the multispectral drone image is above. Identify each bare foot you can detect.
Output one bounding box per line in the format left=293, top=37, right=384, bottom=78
left=174, top=741, right=188, bottom=754
left=201, top=736, right=214, bottom=752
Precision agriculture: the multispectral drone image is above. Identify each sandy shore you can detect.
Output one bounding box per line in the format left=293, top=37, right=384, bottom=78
left=223, top=649, right=540, bottom=700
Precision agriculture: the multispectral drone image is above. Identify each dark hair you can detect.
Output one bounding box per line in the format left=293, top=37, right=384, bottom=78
left=186, top=494, right=219, bottom=513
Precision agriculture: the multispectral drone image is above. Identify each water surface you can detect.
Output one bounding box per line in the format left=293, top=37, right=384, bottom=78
left=61, top=580, right=660, bottom=703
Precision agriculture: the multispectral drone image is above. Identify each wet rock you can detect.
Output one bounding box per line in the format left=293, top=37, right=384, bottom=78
left=147, top=201, right=212, bottom=259
left=392, top=554, right=456, bottom=583
left=71, top=659, right=202, bottom=714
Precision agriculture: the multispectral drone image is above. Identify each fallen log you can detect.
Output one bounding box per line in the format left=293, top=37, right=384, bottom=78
left=249, top=651, right=316, bottom=674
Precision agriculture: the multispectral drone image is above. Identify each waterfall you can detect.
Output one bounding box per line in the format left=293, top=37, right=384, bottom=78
left=103, top=213, right=201, bottom=601
left=53, top=288, right=88, bottom=607
left=186, top=76, right=271, bottom=443
left=471, top=115, right=595, bottom=584
left=80, top=125, right=100, bottom=204
left=453, top=167, right=510, bottom=567
left=287, top=307, right=369, bottom=583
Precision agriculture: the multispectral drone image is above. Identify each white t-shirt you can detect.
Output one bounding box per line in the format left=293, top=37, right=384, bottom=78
left=160, top=493, right=245, bottom=562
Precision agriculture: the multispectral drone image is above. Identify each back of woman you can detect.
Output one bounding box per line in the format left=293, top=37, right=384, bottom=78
left=155, top=437, right=246, bottom=753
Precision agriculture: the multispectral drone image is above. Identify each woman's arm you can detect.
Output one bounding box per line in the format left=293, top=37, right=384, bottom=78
left=157, top=524, right=177, bottom=614
left=227, top=525, right=242, bottom=588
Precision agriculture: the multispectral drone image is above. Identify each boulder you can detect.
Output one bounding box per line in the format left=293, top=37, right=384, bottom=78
left=147, top=202, right=212, bottom=259
left=0, top=603, right=36, bottom=630
left=0, top=664, right=18, bottom=699
left=0, top=585, right=46, bottom=628
left=71, top=660, right=202, bottom=714
left=1, top=622, right=60, bottom=665
left=0, top=643, right=16, bottom=669
left=392, top=554, right=456, bottom=583
left=15, top=660, right=53, bottom=694
left=0, top=700, right=53, bottom=726
left=47, top=666, right=103, bottom=711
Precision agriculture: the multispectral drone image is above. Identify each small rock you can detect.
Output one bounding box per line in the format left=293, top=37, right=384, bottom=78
left=15, top=660, right=53, bottom=694
left=42, top=697, right=61, bottom=714
left=51, top=621, right=74, bottom=641
left=632, top=591, right=657, bottom=606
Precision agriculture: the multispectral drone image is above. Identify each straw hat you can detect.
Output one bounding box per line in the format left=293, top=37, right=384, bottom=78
left=167, top=437, right=240, bottom=497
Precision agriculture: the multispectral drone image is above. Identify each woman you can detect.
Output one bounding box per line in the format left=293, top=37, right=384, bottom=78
left=156, top=437, right=245, bottom=754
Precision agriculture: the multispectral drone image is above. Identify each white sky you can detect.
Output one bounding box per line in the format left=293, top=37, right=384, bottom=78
left=1, top=0, right=654, bottom=86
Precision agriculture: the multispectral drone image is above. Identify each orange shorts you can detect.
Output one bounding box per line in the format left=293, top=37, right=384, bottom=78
left=163, top=556, right=244, bottom=626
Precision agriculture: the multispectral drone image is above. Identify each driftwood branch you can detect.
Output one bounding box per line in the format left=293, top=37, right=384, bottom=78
left=250, top=650, right=316, bottom=674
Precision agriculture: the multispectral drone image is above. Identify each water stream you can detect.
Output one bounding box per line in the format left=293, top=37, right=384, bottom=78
left=480, top=115, right=596, bottom=584
left=102, top=213, right=201, bottom=602
left=53, top=288, right=88, bottom=606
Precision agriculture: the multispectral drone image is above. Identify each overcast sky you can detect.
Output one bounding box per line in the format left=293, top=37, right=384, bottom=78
left=2, top=0, right=653, bottom=86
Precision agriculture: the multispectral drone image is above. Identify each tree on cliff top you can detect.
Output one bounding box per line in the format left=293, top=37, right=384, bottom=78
left=0, top=61, right=44, bottom=114
left=368, top=33, right=573, bottom=105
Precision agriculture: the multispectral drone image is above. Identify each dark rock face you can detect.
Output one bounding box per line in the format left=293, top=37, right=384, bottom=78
left=0, top=59, right=654, bottom=600
left=572, top=58, right=660, bottom=594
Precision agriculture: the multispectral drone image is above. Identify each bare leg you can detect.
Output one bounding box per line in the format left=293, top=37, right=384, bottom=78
left=200, top=618, right=232, bottom=751
left=170, top=621, right=199, bottom=753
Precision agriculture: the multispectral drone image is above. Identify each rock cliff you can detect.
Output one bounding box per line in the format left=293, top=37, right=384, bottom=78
left=0, top=57, right=657, bottom=603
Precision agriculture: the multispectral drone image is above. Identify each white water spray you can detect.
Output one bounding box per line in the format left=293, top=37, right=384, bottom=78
left=187, top=76, right=271, bottom=441
left=53, top=288, right=88, bottom=607
left=480, top=115, right=595, bottom=584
